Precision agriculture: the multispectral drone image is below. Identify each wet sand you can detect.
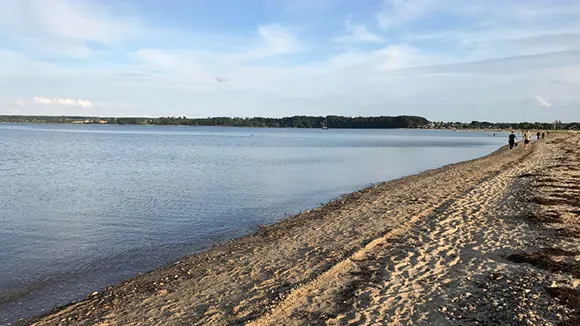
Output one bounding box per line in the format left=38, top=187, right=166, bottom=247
left=22, top=134, right=580, bottom=325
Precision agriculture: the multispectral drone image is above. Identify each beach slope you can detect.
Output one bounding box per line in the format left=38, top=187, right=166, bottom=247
left=25, top=134, right=580, bottom=325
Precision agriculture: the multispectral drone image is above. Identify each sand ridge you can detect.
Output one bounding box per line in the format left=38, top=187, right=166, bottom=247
left=22, top=134, right=579, bottom=326
left=252, top=134, right=580, bottom=325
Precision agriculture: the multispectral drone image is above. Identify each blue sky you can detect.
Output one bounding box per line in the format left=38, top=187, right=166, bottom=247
left=1, top=0, right=579, bottom=121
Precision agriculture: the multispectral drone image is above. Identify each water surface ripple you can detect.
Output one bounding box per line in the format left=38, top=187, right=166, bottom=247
left=0, top=124, right=507, bottom=324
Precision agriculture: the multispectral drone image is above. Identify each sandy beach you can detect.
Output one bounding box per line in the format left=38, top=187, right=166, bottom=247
left=21, top=133, right=580, bottom=326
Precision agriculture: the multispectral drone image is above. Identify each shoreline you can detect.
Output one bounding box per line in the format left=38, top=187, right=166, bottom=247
left=0, top=121, right=487, bottom=131
left=0, top=127, right=504, bottom=325
left=18, top=142, right=525, bottom=325
left=2, top=121, right=573, bottom=133
left=19, top=135, right=580, bottom=325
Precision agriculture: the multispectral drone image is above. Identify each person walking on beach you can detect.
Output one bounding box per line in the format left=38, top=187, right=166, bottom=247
left=542, top=131, right=545, bottom=139
left=536, top=131, right=541, bottom=140
left=508, top=131, right=518, bottom=149
left=523, top=130, right=531, bottom=150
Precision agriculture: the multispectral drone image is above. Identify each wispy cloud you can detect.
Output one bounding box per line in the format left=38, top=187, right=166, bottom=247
left=132, top=23, right=303, bottom=87
left=377, top=0, right=433, bottom=30
left=0, top=0, right=139, bottom=57
left=334, top=15, right=383, bottom=44
left=376, top=50, right=580, bottom=76
left=33, top=97, right=94, bottom=108
left=1, top=0, right=579, bottom=121
left=230, top=24, right=300, bottom=62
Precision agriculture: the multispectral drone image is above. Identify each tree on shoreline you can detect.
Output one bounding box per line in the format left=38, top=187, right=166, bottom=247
left=0, top=115, right=430, bottom=129
left=0, top=115, right=577, bottom=130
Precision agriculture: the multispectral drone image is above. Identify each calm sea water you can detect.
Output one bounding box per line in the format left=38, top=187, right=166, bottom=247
left=0, top=124, right=507, bottom=323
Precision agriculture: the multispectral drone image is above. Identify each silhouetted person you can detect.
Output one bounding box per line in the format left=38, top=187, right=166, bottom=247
left=536, top=131, right=541, bottom=140
left=508, top=131, right=517, bottom=149
left=541, top=132, right=545, bottom=139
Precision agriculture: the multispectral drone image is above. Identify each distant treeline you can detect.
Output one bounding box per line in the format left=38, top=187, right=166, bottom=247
left=110, top=115, right=430, bottom=129
left=0, top=115, right=578, bottom=130
left=0, top=115, right=429, bottom=129
left=441, top=120, right=579, bottom=130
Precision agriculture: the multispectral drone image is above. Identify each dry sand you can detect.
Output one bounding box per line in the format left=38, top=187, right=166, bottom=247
left=22, top=134, right=580, bottom=326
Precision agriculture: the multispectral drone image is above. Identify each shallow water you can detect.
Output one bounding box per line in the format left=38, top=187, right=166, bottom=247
left=0, top=124, right=507, bottom=323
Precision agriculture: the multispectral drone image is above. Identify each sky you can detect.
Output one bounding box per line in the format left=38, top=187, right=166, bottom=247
left=0, top=0, right=579, bottom=122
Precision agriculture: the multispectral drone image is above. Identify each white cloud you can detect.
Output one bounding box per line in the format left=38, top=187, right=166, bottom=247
left=33, top=97, right=52, bottom=105
left=132, top=24, right=302, bottom=86
left=258, top=24, right=298, bottom=54
left=225, top=24, right=300, bottom=63
left=536, top=95, right=552, bottom=107
left=381, top=0, right=580, bottom=53
left=32, top=97, right=94, bottom=108
left=334, top=15, right=384, bottom=44
left=1, top=0, right=579, bottom=122
left=0, top=0, right=139, bottom=57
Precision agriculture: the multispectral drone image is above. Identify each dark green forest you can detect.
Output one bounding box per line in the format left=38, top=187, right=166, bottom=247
left=0, top=115, right=429, bottom=129
left=0, top=115, right=578, bottom=130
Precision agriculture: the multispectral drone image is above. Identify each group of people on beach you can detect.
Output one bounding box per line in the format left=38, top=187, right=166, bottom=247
left=508, top=130, right=547, bottom=150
